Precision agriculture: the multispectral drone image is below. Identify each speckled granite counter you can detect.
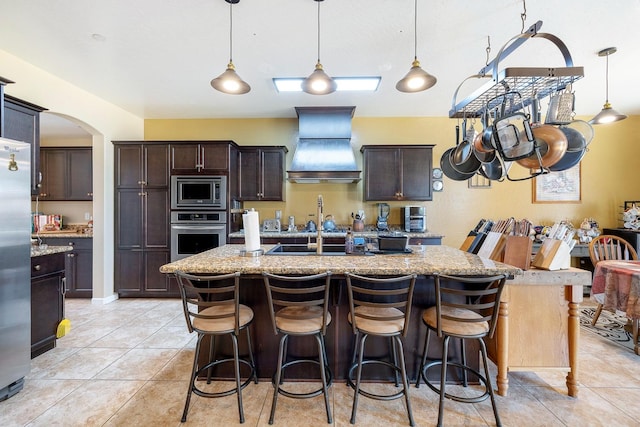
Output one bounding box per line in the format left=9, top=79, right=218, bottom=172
left=32, top=231, right=93, bottom=239
left=159, top=244, right=521, bottom=276
left=30, top=245, right=72, bottom=257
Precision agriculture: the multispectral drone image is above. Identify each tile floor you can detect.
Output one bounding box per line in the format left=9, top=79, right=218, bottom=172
left=2, top=298, right=640, bottom=426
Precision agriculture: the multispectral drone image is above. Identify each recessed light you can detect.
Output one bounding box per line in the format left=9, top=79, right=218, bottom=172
left=273, top=77, right=381, bottom=92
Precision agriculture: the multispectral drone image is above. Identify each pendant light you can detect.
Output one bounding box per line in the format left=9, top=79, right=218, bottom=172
left=396, top=0, right=437, bottom=93
left=589, top=47, right=626, bottom=124
left=211, top=0, right=250, bottom=95
left=301, top=0, right=337, bottom=95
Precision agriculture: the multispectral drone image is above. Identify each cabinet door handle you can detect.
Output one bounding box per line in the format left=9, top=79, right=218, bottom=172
left=34, top=264, right=41, bottom=271
left=68, top=242, right=75, bottom=246
left=61, top=277, right=67, bottom=295
left=67, top=253, right=75, bottom=257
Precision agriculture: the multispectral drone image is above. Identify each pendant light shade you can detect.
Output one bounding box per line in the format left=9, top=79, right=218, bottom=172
left=211, top=0, right=250, bottom=95
left=302, top=0, right=336, bottom=95
left=589, top=47, right=626, bottom=124
left=396, top=0, right=437, bottom=93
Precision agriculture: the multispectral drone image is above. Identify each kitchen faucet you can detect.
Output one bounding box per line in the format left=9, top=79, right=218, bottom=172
left=307, top=195, right=324, bottom=254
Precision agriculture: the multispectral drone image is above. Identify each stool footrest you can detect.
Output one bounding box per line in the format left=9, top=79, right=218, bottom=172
left=421, top=360, right=491, bottom=404
left=272, top=358, right=333, bottom=399
left=348, top=360, right=406, bottom=401
left=193, top=358, right=256, bottom=399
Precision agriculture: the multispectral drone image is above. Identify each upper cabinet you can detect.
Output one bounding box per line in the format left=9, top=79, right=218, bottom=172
left=39, top=147, right=92, bottom=201
left=238, top=146, right=287, bottom=201
left=361, top=145, right=434, bottom=201
left=2, top=93, right=47, bottom=195
left=170, top=141, right=234, bottom=175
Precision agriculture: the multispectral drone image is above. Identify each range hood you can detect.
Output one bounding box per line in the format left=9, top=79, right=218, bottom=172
left=287, top=106, right=361, bottom=183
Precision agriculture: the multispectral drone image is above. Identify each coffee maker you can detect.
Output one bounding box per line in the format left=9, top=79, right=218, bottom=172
left=403, top=206, right=426, bottom=232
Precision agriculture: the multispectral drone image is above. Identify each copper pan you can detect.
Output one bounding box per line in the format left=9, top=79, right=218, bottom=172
left=515, top=124, right=568, bottom=169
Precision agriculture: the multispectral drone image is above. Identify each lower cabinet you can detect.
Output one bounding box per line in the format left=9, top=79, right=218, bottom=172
left=31, top=252, right=65, bottom=358
left=115, top=249, right=177, bottom=297
left=41, top=237, right=93, bottom=298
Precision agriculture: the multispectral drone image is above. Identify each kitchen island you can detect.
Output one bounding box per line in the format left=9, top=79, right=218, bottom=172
left=160, top=244, right=522, bottom=383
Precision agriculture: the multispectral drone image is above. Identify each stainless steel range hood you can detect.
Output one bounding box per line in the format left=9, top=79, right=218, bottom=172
left=287, top=106, right=361, bottom=183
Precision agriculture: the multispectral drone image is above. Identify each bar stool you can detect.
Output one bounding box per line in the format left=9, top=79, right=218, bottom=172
left=175, top=271, right=257, bottom=424
left=345, top=272, right=417, bottom=426
left=416, top=273, right=507, bottom=427
left=262, top=271, right=333, bottom=425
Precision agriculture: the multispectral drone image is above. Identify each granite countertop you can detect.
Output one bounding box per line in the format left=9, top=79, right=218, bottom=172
left=31, top=230, right=93, bottom=239
left=160, top=244, right=521, bottom=277
left=30, top=245, right=73, bottom=258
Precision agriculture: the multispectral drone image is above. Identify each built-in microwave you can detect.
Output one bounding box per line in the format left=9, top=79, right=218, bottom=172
left=171, top=175, right=227, bottom=210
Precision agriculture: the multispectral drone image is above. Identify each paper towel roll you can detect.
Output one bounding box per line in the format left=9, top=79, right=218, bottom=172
left=242, top=210, right=261, bottom=252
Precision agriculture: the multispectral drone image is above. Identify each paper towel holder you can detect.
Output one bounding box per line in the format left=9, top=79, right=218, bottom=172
left=239, top=248, right=264, bottom=257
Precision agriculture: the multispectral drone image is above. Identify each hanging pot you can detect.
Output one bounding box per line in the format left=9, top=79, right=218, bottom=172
left=558, top=126, right=586, bottom=153
left=472, top=142, right=497, bottom=163
left=515, top=124, right=568, bottom=169
left=562, top=120, right=594, bottom=147
left=548, top=146, right=587, bottom=171
left=441, top=147, right=476, bottom=181
left=478, top=154, right=506, bottom=181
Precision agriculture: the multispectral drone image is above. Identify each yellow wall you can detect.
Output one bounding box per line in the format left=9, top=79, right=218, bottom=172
left=145, top=115, right=640, bottom=247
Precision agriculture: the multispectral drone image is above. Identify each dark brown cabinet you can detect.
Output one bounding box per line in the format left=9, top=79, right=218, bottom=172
left=3, top=95, right=46, bottom=195
left=31, top=252, right=65, bottom=358
left=361, top=145, right=434, bottom=201
left=40, top=237, right=93, bottom=298
left=238, top=146, right=287, bottom=201
left=114, top=142, right=175, bottom=297
left=39, top=147, right=92, bottom=200
left=170, top=142, right=232, bottom=174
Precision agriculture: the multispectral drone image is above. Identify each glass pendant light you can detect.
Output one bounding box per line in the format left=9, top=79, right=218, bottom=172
left=211, top=0, right=251, bottom=95
left=396, top=0, right=436, bottom=93
left=589, top=47, right=626, bottom=124
left=301, top=0, right=337, bottom=95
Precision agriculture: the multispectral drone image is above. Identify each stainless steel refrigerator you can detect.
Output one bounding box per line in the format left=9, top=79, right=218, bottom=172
left=0, top=137, right=31, bottom=401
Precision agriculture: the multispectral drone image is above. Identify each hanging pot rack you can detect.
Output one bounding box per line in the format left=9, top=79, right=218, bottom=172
left=449, top=20, right=584, bottom=119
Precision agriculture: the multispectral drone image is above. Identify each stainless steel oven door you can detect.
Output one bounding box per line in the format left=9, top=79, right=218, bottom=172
left=170, top=223, right=226, bottom=261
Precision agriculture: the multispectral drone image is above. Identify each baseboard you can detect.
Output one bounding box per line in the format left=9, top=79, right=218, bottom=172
left=91, top=293, right=119, bottom=305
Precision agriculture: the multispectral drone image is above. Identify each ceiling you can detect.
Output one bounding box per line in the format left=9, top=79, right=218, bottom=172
left=2, top=0, right=639, bottom=135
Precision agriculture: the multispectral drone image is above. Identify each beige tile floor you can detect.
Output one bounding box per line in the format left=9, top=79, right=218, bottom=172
left=2, top=298, right=640, bottom=426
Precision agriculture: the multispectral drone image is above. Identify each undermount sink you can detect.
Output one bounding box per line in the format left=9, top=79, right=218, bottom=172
left=265, top=244, right=372, bottom=256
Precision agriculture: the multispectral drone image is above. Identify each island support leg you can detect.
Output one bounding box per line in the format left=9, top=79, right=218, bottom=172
left=566, top=300, right=580, bottom=397
left=495, top=300, right=509, bottom=396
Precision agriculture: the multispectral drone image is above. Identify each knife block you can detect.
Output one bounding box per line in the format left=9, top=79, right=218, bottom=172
left=531, top=239, right=571, bottom=270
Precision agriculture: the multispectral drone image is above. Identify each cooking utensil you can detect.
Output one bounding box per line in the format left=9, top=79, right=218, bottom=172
left=563, top=120, right=594, bottom=146
left=451, top=119, right=482, bottom=174
left=478, top=154, right=506, bottom=181
left=544, top=87, right=575, bottom=125
left=322, top=215, right=336, bottom=231
left=440, top=147, right=476, bottom=181
left=515, top=124, right=568, bottom=169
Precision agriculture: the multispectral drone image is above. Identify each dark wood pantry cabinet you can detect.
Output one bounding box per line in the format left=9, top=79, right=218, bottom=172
left=238, top=146, right=287, bottom=201
left=361, top=145, right=434, bottom=201
left=114, top=141, right=176, bottom=297
left=38, top=147, right=92, bottom=201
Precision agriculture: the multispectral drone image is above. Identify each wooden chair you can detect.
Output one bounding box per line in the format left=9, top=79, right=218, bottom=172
left=175, top=271, right=257, bottom=424
left=588, top=235, right=638, bottom=325
left=416, top=273, right=507, bottom=427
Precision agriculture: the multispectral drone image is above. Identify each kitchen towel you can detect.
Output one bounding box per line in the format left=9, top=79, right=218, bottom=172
left=243, top=209, right=261, bottom=252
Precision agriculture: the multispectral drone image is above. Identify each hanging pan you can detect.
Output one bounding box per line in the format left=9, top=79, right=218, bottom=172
left=515, top=124, right=568, bottom=169
left=441, top=147, right=476, bottom=181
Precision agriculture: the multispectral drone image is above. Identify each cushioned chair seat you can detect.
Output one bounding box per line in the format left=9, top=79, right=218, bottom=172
left=422, top=306, right=489, bottom=336
left=192, top=304, right=254, bottom=333
left=275, top=306, right=332, bottom=334
left=349, top=306, right=405, bottom=335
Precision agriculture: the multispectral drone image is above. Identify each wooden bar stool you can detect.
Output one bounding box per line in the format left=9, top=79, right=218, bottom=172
left=262, top=271, right=333, bottom=425
left=416, top=273, right=507, bottom=427
left=175, top=271, right=257, bottom=424
left=345, top=272, right=417, bottom=426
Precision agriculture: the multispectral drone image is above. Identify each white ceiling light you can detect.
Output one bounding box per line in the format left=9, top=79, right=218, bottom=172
left=589, top=47, right=627, bottom=125
left=273, top=77, right=381, bottom=92
left=210, top=0, right=251, bottom=95
left=396, top=0, right=436, bottom=93
left=301, top=0, right=337, bottom=95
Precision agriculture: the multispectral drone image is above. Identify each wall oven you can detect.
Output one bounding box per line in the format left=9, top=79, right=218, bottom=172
left=171, top=175, right=227, bottom=210
left=170, top=211, right=227, bottom=261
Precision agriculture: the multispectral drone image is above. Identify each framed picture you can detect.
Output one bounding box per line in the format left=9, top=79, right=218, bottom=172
left=532, top=163, right=581, bottom=203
